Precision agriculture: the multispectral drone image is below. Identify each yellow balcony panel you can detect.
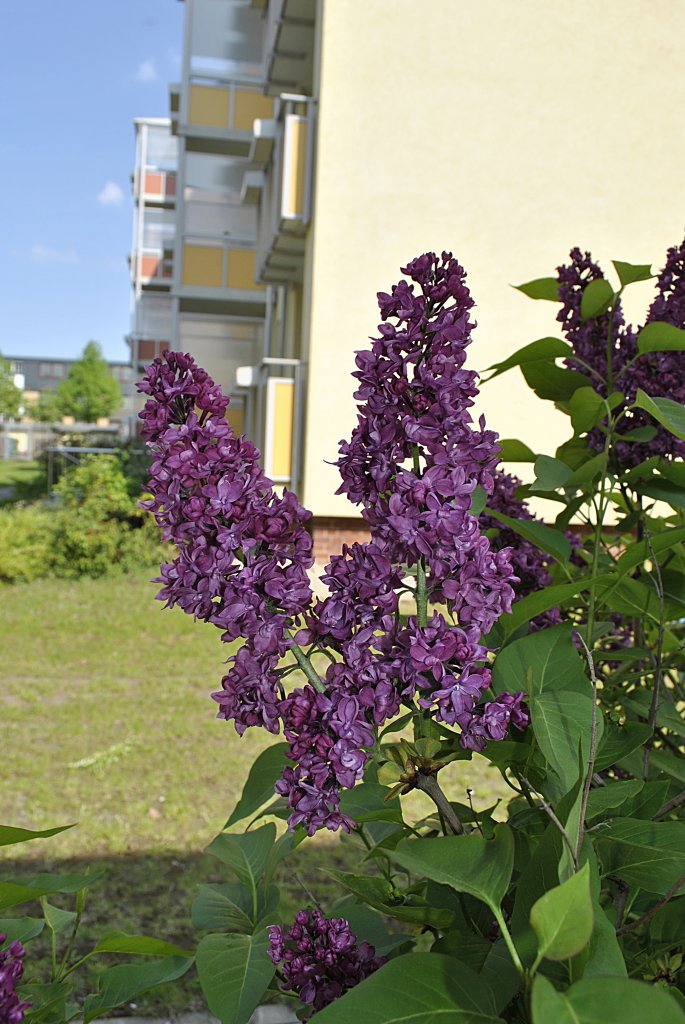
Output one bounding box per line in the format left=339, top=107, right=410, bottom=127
left=189, top=84, right=230, bottom=130
left=226, top=403, right=245, bottom=437
left=226, top=248, right=265, bottom=292
left=233, top=89, right=275, bottom=132
left=182, top=244, right=223, bottom=288
left=265, top=378, right=294, bottom=481
left=282, top=114, right=308, bottom=219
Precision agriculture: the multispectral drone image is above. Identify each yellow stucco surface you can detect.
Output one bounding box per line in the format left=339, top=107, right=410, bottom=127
left=301, top=0, right=685, bottom=516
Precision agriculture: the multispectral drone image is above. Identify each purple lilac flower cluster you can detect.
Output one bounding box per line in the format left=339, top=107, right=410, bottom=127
left=0, top=936, right=29, bottom=1024
left=557, top=236, right=685, bottom=467
left=480, top=470, right=562, bottom=631
left=139, top=351, right=314, bottom=737
left=139, top=254, right=531, bottom=838
left=267, top=910, right=386, bottom=1017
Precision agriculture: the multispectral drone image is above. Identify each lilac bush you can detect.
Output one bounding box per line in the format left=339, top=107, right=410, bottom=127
left=139, top=252, right=528, bottom=838
left=558, top=235, right=685, bottom=466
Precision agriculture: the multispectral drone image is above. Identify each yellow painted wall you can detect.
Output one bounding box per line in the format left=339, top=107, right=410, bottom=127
left=188, top=84, right=230, bottom=129
left=226, top=403, right=245, bottom=437
left=302, top=0, right=685, bottom=516
left=268, top=380, right=294, bottom=480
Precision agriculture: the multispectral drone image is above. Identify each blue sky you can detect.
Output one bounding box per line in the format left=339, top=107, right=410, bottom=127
left=2, top=0, right=185, bottom=362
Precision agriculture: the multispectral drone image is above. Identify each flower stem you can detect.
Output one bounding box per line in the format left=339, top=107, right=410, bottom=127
left=287, top=635, right=326, bottom=693
left=415, top=771, right=464, bottom=835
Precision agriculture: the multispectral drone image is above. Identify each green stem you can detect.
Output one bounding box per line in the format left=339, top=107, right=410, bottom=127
left=492, top=907, right=526, bottom=981
left=287, top=634, right=326, bottom=693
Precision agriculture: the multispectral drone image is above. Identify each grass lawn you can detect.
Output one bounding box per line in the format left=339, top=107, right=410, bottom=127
left=0, top=569, right=509, bottom=1015
left=0, top=459, right=47, bottom=503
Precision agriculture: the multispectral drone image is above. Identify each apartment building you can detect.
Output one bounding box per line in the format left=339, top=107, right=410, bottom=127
left=129, top=0, right=685, bottom=558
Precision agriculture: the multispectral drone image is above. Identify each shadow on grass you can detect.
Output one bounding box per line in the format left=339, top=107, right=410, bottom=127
left=0, top=464, right=48, bottom=505
left=1, top=843, right=354, bottom=1018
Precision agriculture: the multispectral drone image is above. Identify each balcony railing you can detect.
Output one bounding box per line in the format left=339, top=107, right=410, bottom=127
left=139, top=169, right=176, bottom=204
left=255, top=95, right=315, bottom=283
left=179, top=77, right=275, bottom=156
left=131, top=248, right=174, bottom=288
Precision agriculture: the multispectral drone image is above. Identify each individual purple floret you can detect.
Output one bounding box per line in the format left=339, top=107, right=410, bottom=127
left=0, top=936, right=29, bottom=1024
left=556, top=237, right=685, bottom=467
left=267, top=910, right=386, bottom=1016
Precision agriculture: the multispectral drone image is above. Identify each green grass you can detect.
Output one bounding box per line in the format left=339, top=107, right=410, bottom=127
left=0, top=459, right=47, bottom=503
left=0, top=570, right=509, bottom=1015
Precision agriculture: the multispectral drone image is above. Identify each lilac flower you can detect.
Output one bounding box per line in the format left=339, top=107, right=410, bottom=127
left=0, top=936, right=29, bottom=1024
left=460, top=692, right=529, bottom=752
left=556, top=238, right=685, bottom=467
left=268, top=910, right=386, bottom=1016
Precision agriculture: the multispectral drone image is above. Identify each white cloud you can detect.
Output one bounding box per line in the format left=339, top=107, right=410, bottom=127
left=97, top=181, right=124, bottom=207
left=30, top=244, right=78, bottom=265
left=135, top=58, right=158, bottom=83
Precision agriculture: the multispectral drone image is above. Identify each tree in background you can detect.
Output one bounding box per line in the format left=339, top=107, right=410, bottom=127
left=0, top=353, right=21, bottom=419
left=55, top=341, right=122, bottom=423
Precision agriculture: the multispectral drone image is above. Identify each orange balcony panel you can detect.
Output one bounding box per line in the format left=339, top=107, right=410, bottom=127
left=166, top=173, right=177, bottom=197
left=138, top=339, right=169, bottom=360
left=233, top=90, right=274, bottom=132
left=144, top=171, right=163, bottom=196
left=141, top=254, right=161, bottom=278
left=226, top=248, right=264, bottom=292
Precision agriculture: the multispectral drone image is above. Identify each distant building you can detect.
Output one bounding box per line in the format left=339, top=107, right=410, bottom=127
left=129, top=0, right=685, bottom=558
left=6, top=355, right=133, bottom=425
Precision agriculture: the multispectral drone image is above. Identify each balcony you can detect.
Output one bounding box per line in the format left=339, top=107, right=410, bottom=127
left=255, top=95, right=314, bottom=283
left=175, top=236, right=266, bottom=317
left=130, top=248, right=174, bottom=291
left=137, top=168, right=176, bottom=206
left=257, top=0, right=316, bottom=96
left=177, top=79, right=275, bottom=157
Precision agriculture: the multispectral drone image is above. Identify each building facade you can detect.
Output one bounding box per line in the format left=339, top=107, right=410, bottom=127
left=130, top=0, right=685, bottom=558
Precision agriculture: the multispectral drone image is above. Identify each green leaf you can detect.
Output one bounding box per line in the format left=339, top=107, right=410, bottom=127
left=521, top=360, right=590, bottom=402
left=92, top=933, right=194, bottom=957
left=612, top=260, right=653, bottom=287
left=339, top=783, right=403, bottom=824
left=470, top=484, right=487, bottom=516
left=498, top=439, right=538, bottom=462
left=42, top=901, right=77, bottom=937
left=484, top=509, right=571, bottom=563
left=614, top=524, right=685, bottom=576
left=532, top=689, right=601, bottom=797
left=595, top=575, right=661, bottom=624
left=205, top=824, right=275, bottom=890
left=585, top=781, right=644, bottom=823
left=225, top=744, right=288, bottom=828
left=530, top=863, right=593, bottom=962
left=634, top=478, right=685, bottom=510
left=637, top=321, right=685, bottom=353
left=195, top=931, right=275, bottom=1024
left=313, top=953, right=505, bottom=1023
left=392, top=825, right=514, bottom=914
left=331, top=898, right=412, bottom=956
left=581, top=278, right=614, bottom=320
left=514, top=278, right=562, bottom=302
left=595, top=818, right=685, bottom=895
left=82, top=957, right=193, bottom=1023
left=192, top=883, right=278, bottom=934
left=484, top=337, right=570, bottom=380
left=0, top=824, right=75, bottom=848
left=569, top=386, right=606, bottom=434
left=533, top=455, right=572, bottom=491
left=0, top=917, right=44, bottom=944
left=20, top=981, right=69, bottom=1024
left=565, top=453, right=606, bottom=486
left=634, top=389, right=685, bottom=441
left=328, top=871, right=454, bottom=928
left=498, top=578, right=603, bottom=637
left=533, top=975, right=685, bottom=1024
left=594, top=720, right=652, bottom=772
left=0, top=872, right=99, bottom=911
left=263, top=827, right=306, bottom=886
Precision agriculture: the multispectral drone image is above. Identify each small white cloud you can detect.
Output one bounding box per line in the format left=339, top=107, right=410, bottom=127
left=30, top=244, right=78, bottom=265
left=97, top=181, right=124, bottom=207
left=135, top=57, right=158, bottom=82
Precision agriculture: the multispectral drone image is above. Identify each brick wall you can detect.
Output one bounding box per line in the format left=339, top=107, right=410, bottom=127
left=309, top=516, right=370, bottom=562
